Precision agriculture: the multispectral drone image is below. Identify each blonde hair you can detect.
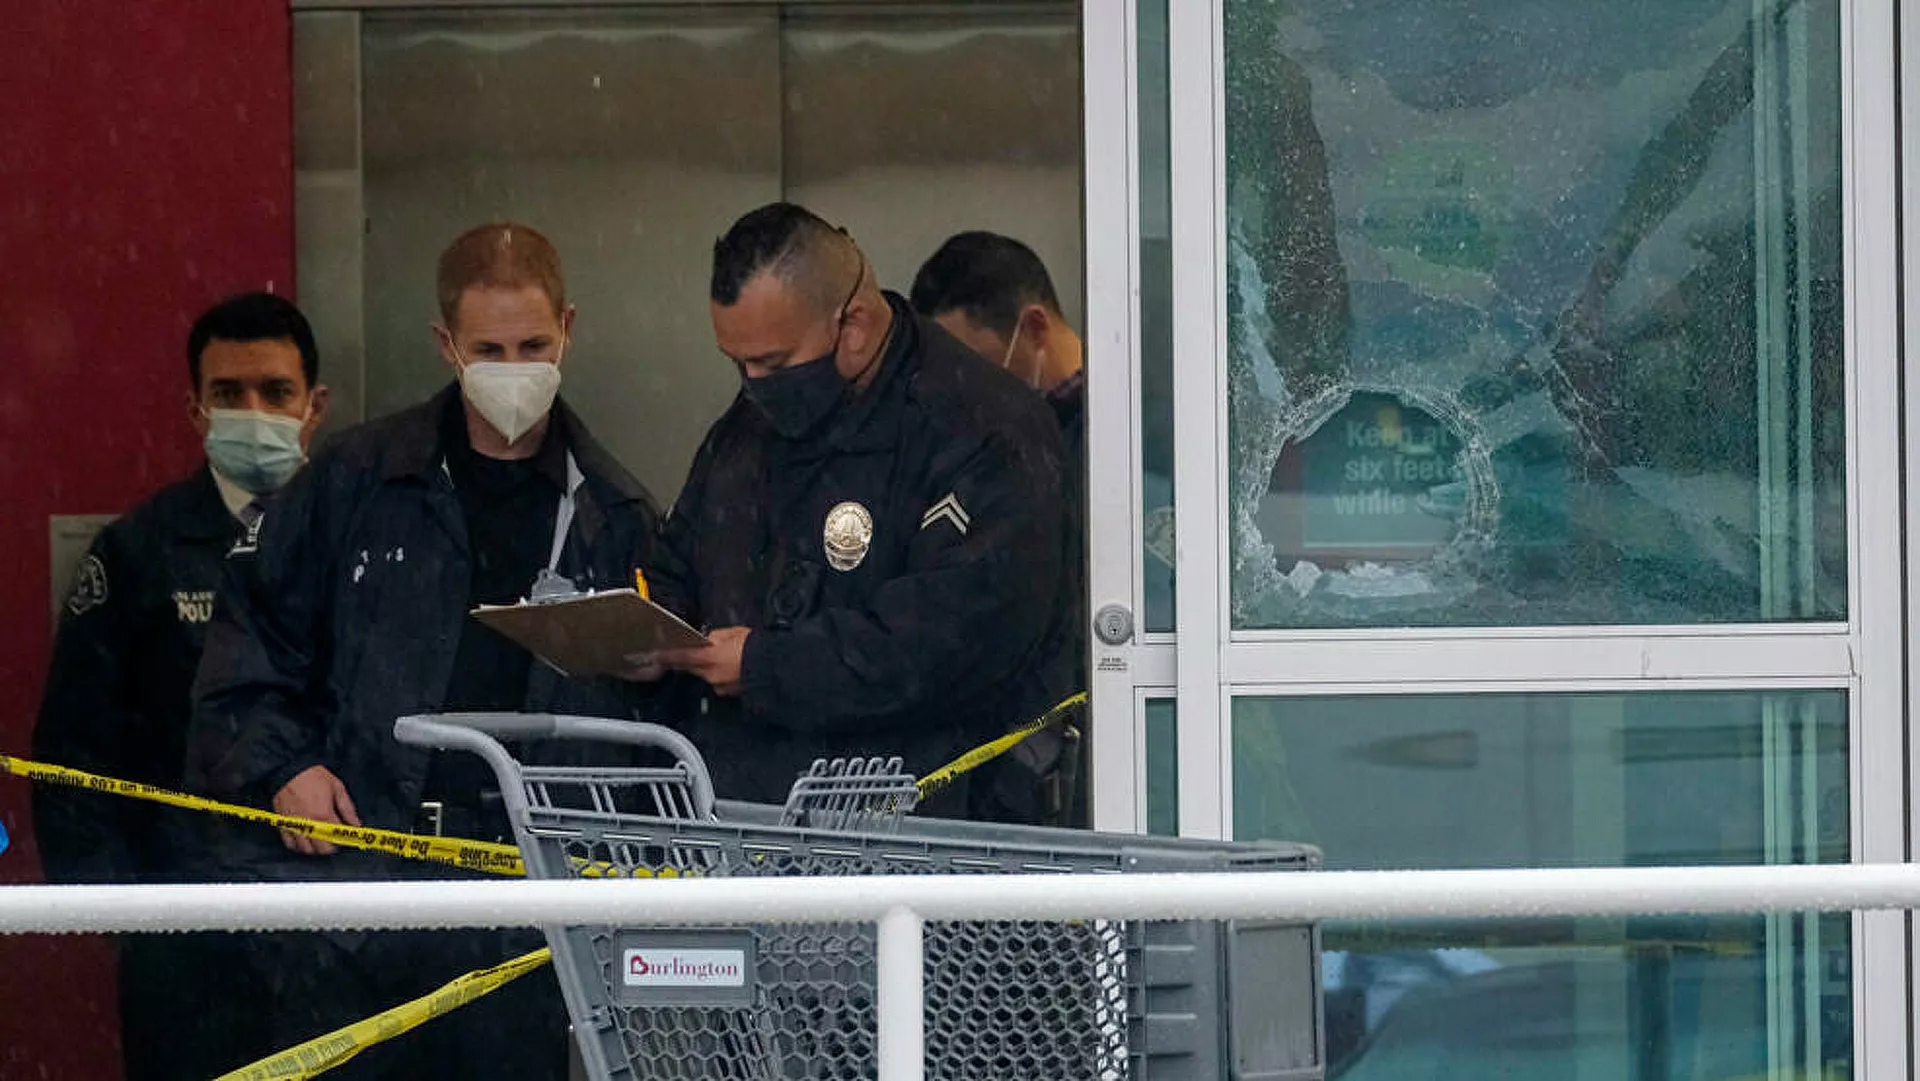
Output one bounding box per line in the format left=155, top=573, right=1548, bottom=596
left=436, top=223, right=565, bottom=326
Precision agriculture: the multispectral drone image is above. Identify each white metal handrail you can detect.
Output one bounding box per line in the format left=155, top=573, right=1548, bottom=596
left=6, top=864, right=1916, bottom=1081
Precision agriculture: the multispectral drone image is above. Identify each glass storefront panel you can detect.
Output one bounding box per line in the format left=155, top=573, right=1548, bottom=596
left=1139, top=0, right=1177, bottom=632
left=1144, top=697, right=1178, bottom=835
left=1223, top=0, right=1844, bottom=628
left=1233, top=689, right=1850, bottom=1080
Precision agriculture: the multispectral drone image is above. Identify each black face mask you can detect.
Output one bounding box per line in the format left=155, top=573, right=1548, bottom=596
left=741, top=346, right=847, bottom=441
left=740, top=255, right=869, bottom=441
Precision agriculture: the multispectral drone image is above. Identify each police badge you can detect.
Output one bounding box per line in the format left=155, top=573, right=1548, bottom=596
left=822, top=501, right=874, bottom=572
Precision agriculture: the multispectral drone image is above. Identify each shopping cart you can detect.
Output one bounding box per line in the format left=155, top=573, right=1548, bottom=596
left=394, top=712, right=1324, bottom=1081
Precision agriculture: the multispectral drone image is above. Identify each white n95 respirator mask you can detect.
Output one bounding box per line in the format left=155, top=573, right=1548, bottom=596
left=458, top=359, right=563, bottom=444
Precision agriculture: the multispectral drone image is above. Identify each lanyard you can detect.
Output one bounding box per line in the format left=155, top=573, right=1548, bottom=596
left=439, top=451, right=584, bottom=575
left=547, top=452, right=584, bottom=573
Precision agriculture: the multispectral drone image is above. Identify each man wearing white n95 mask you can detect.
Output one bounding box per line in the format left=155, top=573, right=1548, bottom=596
left=437, top=282, right=569, bottom=446
left=188, top=223, right=664, bottom=1080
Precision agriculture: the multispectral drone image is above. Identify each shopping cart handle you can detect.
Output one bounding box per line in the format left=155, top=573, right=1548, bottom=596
left=392, top=713, right=717, bottom=818
left=400, top=712, right=566, bottom=742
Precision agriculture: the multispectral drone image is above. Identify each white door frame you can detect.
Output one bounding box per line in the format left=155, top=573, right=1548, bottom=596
left=1083, top=0, right=1178, bottom=832
left=1091, top=0, right=1908, bottom=1073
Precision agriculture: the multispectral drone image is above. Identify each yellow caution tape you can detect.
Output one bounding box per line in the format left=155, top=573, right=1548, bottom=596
left=214, top=947, right=553, bottom=1081
left=0, top=754, right=528, bottom=877
left=915, top=692, right=1088, bottom=800
left=0, top=754, right=691, bottom=879
left=5, top=692, right=1090, bottom=880
left=5, top=701, right=1087, bottom=1078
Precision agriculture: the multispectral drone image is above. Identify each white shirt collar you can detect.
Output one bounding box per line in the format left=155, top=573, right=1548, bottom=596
left=208, top=466, right=255, bottom=520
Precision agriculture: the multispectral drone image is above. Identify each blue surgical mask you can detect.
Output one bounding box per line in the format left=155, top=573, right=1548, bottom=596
left=204, top=408, right=307, bottom=494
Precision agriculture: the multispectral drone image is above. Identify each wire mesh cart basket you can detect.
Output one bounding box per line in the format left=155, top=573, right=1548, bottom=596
left=395, top=712, right=1325, bottom=1081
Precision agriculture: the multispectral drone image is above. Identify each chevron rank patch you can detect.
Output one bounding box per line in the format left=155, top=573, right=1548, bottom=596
left=920, top=493, right=970, bottom=536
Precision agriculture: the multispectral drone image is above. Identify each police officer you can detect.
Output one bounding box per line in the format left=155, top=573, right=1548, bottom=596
left=33, top=291, right=328, bottom=1081
left=911, top=232, right=1086, bottom=456
left=188, top=224, right=662, bottom=1080
left=911, top=233, right=1090, bottom=825
left=650, top=203, right=1074, bottom=815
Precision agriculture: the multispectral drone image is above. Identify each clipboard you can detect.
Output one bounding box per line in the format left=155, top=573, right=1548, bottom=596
left=471, top=588, right=710, bottom=678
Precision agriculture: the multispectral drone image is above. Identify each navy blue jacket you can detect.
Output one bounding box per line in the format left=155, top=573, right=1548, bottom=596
left=34, top=467, right=239, bottom=883
left=652, top=296, right=1075, bottom=811
left=187, top=386, right=663, bottom=877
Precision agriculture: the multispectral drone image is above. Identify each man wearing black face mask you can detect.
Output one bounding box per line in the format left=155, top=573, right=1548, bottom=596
left=648, top=203, right=1074, bottom=814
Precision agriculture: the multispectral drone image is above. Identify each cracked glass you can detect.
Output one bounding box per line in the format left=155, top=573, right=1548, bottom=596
left=1224, top=0, right=1844, bottom=628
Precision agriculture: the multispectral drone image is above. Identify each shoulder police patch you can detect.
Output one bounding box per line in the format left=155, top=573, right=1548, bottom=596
left=65, top=554, right=109, bottom=616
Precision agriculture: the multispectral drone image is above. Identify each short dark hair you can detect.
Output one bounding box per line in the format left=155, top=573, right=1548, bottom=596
left=909, top=231, right=1063, bottom=338
left=710, top=202, right=854, bottom=312
left=186, top=292, right=319, bottom=389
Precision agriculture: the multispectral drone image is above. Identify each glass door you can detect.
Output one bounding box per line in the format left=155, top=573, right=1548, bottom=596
left=1078, top=0, right=1907, bottom=1075
left=1082, top=0, right=1179, bottom=832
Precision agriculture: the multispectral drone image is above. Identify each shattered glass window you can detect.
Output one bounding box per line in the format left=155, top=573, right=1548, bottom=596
left=1224, top=0, right=1844, bottom=628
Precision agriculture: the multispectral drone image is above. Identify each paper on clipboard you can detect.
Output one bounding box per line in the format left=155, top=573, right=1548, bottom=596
left=471, top=589, right=710, bottom=678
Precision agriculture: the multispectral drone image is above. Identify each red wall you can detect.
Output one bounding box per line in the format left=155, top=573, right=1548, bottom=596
left=0, top=3, right=293, bottom=1077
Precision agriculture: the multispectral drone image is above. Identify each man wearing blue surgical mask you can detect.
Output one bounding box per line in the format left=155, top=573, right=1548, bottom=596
left=191, top=300, right=331, bottom=504
left=33, top=291, right=325, bottom=1081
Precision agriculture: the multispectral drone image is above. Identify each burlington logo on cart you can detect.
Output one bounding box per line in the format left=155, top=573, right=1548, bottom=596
left=624, top=949, right=747, bottom=987
left=613, top=932, right=757, bottom=1007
